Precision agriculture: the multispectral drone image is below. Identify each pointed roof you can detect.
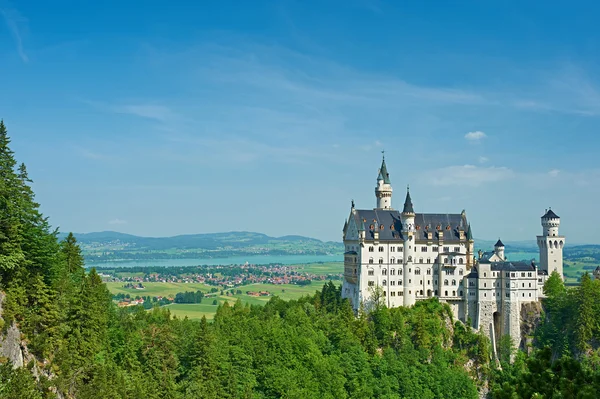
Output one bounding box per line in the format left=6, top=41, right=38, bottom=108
left=542, top=209, right=560, bottom=219
left=466, top=224, right=473, bottom=241
left=358, top=216, right=365, bottom=231
left=494, top=239, right=505, bottom=248
left=378, top=156, right=391, bottom=184
left=402, top=187, right=414, bottom=214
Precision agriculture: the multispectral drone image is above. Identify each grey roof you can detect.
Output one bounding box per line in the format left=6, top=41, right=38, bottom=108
left=344, top=251, right=357, bottom=255
left=479, top=251, right=496, bottom=262
left=489, top=261, right=536, bottom=272
left=542, top=209, right=560, bottom=219
left=378, top=158, right=391, bottom=184
left=402, top=190, right=414, bottom=214
left=351, top=209, right=468, bottom=242
left=494, top=239, right=505, bottom=247
left=466, top=224, right=473, bottom=241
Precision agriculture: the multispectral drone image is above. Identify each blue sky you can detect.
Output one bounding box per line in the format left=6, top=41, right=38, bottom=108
left=1, top=0, right=599, bottom=243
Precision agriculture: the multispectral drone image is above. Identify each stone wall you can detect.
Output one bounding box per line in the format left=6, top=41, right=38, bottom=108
left=520, top=301, right=543, bottom=352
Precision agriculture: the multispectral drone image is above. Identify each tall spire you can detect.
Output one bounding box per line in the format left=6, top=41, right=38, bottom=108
left=378, top=152, right=391, bottom=184
left=402, top=186, right=414, bottom=214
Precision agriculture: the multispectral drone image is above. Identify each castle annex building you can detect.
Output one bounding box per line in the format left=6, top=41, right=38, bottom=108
left=342, top=156, right=564, bottom=349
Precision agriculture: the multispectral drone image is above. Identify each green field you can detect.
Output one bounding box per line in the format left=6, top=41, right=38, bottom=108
left=299, top=262, right=342, bottom=275
left=107, top=281, right=328, bottom=320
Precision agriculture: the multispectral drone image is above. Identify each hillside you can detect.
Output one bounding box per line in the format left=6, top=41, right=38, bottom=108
left=60, top=231, right=344, bottom=263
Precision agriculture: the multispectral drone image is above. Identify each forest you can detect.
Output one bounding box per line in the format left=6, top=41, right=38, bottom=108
left=1, top=118, right=600, bottom=398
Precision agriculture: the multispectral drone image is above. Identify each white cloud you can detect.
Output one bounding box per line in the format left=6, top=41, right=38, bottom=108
left=108, top=218, right=127, bottom=225
left=478, top=156, right=489, bottom=164
left=0, top=6, right=28, bottom=62
left=548, top=169, right=560, bottom=177
left=465, top=131, right=487, bottom=141
left=425, top=165, right=514, bottom=187
left=115, top=104, right=175, bottom=122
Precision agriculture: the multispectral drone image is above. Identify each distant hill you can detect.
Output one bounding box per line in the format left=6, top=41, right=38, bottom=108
left=60, top=231, right=343, bottom=263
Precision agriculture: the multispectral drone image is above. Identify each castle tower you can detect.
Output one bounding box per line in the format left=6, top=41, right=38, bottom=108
left=537, top=208, right=564, bottom=278
left=466, top=224, right=475, bottom=269
left=494, top=239, right=505, bottom=261
left=402, top=187, right=416, bottom=306
left=375, top=154, right=393, bottom=210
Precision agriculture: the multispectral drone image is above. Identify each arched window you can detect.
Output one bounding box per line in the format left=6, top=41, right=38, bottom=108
left=560, top=241, right=564, bottom=249
left=419, top=258, right=423, bottom=264
left=408, top=256, right=413, bottom=262
left=444, top=279, right=449, bottom=286
left=459, top=258, right=463, bottom=264
left=452, top=291, right=456, bottom=296
left=452, top=279, right=456, bottom=286
left=379, top=246, right=384, bottom=252
left=390, top=268, right=395, bottom=275
left=379, top=258, right=383, bottom=264
left=369, top=246, right=374, bottom=252
left=444, top=258, right=448, bottom=263
left=549, top=241, right=553, bottom=249
left=415, top=268, right=421, bottom=275
left=382, top=268, right=387, bottom=275
left=390, top=257, right=395, bottom=264
left=459, top=269, right=463, bottom=275
left=444, top=290, right=448, bottom=296
left=382, top=280, right=387, bottom=286
left=427, top=269, right=431, bottom=275
left=554, top=240, right=558, bottom=248
left=399, top=269, right=403, bottom=275
left=399, top=280, right=403, bottom=286
left=419, top=290, right=423, bottom=296
left=369, top=257, right=373, bottom=264
left=427, top=258, right=431, bottom=264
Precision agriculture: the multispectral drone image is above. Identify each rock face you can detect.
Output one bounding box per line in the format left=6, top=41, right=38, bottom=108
left=520, top=301, right=543, bottom=352
left=0, top=292, right=24, bottom=368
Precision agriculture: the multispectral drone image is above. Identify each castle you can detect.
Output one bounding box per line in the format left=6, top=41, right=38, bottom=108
left=342, top=156, right=564, bottom=350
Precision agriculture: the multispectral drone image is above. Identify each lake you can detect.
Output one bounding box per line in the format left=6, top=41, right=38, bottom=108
left=86, top=254, right=343, bottom=268
left=86, top=250, right=539, bottom=269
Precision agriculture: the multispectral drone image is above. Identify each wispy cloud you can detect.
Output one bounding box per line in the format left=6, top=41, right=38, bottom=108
left=465, top=131, right=487, bottom=141
left=72, top=145, right=112, bottom=161
left=0, top=4, right=28, bottom=63
left=425, top=165, right=514, bottom=187
left=548, top=169, right=560, bottom=177
left=478, top=156, right=489, bottom=164
left=108, top=218, right=127, bottom=225
left=115, top=104, right=176, bottom=122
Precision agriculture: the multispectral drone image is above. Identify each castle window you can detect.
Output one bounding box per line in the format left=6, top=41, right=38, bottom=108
left=399, top=291, right=403, bottom=296
left=368, top=269, right=374, bottom=276
left=445, top=290, right=448, bottom=296
left=415, top=268, right=421, bottom=275
left=484, top=283, right=487, bottom=287
left=382, top=280, right=387, bottom=286
left=368, top=281, right=375, bottom=286
left=435, top=280, right=438, bottom=285
left=391, top=247, right=395, bottom=252
left=529, top=283, right=531, bottom=288
left=390, top=257, right=395, bottom=264
left=443, top=247, right=449, bottom=252
left=409, top=279, right=412, bottom=284
left=459, top=269, right=463, bottom=275
left=528, top=272, right=532, bottom=277
left=529, top=293, right=532, bottom=297
left=383, top=291, right=386, bottom=296
left=484, top=273, right=486, bottom=277
left=399, top=269, right=403, bottom=275
left=427, top=269, right=431, bottom=275
left=419, top=258, right=423, bottom=264
left=382, top=268, right=387, bottom=275
left=459, top=258, right=464, bottom=264
left=420, top=280, right=423, bottom=285
left=390, top=281, right=395, bottom=286
left=379, top=247, right=384, bottom=252
left=379, top=258, right=383, bottom=264
left=444, top=279, right=449, bottom=286
left=398, top=247, right=403, bottom=252
left=454, top=247, right=460, bottom=252
left=444, top=258, right=449, bottom=264
left=421, top=247, right=427, bottom=252
left=505, top=283, right=510, bottom=288
left=522, top=293, right=525, bottom=297
left=452, top=279, right=456, bottom=286
left=433, top=247, right=438, bottom=252
left=390, top=269, right=395, bottom=276
left=408, top=256, right=412, bottom=262
left=469, top=281, right=475, bottom=287
left=391, top=291, right=395, bottom=296
left=511, top=273, right=515, bottom=278
left=505, top=293, right=510, bottom=298
left=369, top=258, right=374, bottom=264
left=399, top=280, right=403, bottom=285
left=427, top=258, right=431, bottom=264
left=369, top=246, right=374, bottom=252
left=521, top=273, right=525, bottom=277
left=427, top=280, right=430, bottom=285
left=420, top=290, right=423, bottom=296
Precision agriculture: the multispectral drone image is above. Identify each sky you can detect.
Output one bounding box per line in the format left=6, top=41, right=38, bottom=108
left=1, top=0, right=600, bottom=244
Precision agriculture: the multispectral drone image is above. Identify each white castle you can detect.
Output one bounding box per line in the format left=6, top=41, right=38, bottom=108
left=342, top=156, right=564, bottom=349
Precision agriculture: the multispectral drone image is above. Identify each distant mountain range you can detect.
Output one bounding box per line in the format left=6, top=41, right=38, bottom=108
left=63, top=231, right=597, bottom=264
left=62, top=231, right=343, bottom=263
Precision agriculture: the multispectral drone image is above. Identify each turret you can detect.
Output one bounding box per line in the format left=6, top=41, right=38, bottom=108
left=494, top=239, right=505, bottom=261
left=402, top=187, right=416, bottom=306
left=375, top=154, right=393, bottom=210
left=537, top=208, right=565, bottom=278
